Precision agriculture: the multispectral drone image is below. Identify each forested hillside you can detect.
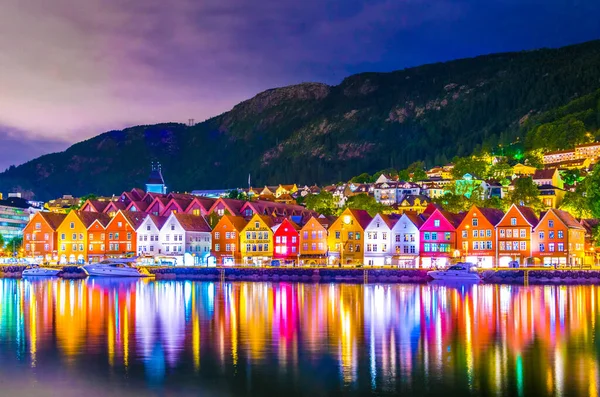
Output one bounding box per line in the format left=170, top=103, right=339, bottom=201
left=2, top=39, right=600, bottom=200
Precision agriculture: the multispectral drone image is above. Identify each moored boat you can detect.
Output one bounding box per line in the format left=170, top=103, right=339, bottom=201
left=83, top=260, right=151, bottom=277
left=427, top=263, right=482, bottom=281
left=22, top=265, right=61, bottom=277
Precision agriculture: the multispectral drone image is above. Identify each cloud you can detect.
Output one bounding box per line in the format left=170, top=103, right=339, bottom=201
left=0, top=0, right=598, bottom=166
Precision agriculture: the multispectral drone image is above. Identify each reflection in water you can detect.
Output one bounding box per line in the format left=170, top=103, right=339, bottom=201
left=1, top=278, right=600, bottom=396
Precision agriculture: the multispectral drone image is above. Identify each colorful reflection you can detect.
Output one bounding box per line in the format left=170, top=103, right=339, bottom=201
left=2, top=279, right=600, bottom=396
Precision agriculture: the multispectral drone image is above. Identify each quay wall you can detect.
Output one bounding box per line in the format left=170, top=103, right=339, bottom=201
left=482, top=269, right=600, bottom=284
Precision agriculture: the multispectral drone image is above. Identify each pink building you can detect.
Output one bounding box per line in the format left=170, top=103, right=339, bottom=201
left=272, top=218, right=301, bottom=264
left=419, top=208, right=465, bottom=268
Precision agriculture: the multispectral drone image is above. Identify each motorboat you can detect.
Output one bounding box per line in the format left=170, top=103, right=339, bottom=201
left=22, top=265, right=61, bottom=277
left=427, top=263, right=482, bottom=281
left=83, top=260, right=152, bottom=277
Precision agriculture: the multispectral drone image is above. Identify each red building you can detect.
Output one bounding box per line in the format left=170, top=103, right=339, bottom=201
left=419, top=208, right=465, bottom=268
left=23, top=212, right=66, bottom=262
left=272, top=218, right=301, bottom=264
left=104, top=210, right=146, bottom=257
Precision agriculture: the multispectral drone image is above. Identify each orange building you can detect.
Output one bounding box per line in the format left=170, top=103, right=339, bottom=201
left=496, top=204, right=539, bottom=267
left=212, top=215, right=247, bottom=266
left=57, top=211, right=109, bottom=264
left=104, top=210, right=146, bottom=257
left=299, top=216, right=332, bottom=265
left=456, top=206, right=504, bottom=268
left=532, top=208, right=586, bottom=266
left=87, top=215, right=111, bottom=262
left=23, top=212, right=66, bottom=262
left=327, top=208, right=372, bottom=266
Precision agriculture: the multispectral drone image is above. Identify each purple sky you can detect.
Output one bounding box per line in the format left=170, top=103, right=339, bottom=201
left=1, top=0, right=599, bottom=170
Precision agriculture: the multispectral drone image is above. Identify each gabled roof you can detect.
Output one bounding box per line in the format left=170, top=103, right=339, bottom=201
left=81, top=199, right=112, bottom=213
left=126, top=200, right=149, bottom=212
left=147, top=168, right=165, bottom=185
left=533, top=168, right=557, bottom=180
left=87, top=215, right=112, bottom=229
left=115, top=210, right=147, bottom=230
left=544, top=209, right=585, bottom=230
left=347, top=209, right=373, bottom=229
left=221, top=215, right=248, bottom=232
left=130, top=188, right=146, bottom=201
left=438, top=210, right=465, bottom=228
left=422, top=203, right=443, bottom=215
left=244, top=214, right=277, bottom=230
left=580, top=219, right=599, bottom=234
left=103, top=201, right=127, bottom=213
left=209, top=198, right=245, bottom=216
left=272, top=218, right=300, bottom=234
left=173, top=213, right=212, bottom=232
left=147, top=214, right=168, bottom=230
left=476, top=207, right=505, bottom=226
left=38, top=212, right=67, bottom=230
left=400, top=194, right=430, bottom=206
left=502, top=205, right=540, bottom=227
left=403, top=212, right=426, bottom=229
left=78, top=211, right=111, bottom=228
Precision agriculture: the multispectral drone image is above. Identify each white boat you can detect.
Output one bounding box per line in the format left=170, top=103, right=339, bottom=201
left=83, top=260, right=151, bottom=277
left=22, top=265, right=61, bottom=277
left=427, top=263, right=482, bottom=281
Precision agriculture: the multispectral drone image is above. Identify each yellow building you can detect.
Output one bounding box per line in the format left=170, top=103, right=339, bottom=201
left=327, top=208, right=372, bottom=266
left=394, top=195, right=430, bottom=214
left=275, top=184, right=298, bottom=198
left=513, top=163, right=537, bottom=176
left=240, top=214, right=275, bottom=266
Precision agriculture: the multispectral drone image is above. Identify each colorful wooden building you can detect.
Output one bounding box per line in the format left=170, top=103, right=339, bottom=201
left=104, top=210, right=146, bottom=257
left=87, top=215, right=111, bottom=262
left=299, top=216, right=331, bottom=265
left=272, top=218, right=300, bottom=264
left=532, top=208, right=585, bottom=266
left=240, top=214, right=275, bottom=266
left=23, top=212, right=66, bottom=262
left=57, top=211, right=109, bottom=264
left=496, top=204, right=539, bottom=266
left=212, top=215, right=247, bottom=265
left=419, top=209, right=465, bottom=268
left=327, top=208, right=372, bottom=266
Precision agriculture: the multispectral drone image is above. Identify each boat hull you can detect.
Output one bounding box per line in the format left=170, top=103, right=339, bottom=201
left=427, top=270, right=482, bottom=281
left=83, top=264, right=149, bottom=277
left=22, top=268, right=61, bottom=277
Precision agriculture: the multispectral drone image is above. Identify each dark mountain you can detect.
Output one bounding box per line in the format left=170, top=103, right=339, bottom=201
left=2, top=39, right=600, bottom=200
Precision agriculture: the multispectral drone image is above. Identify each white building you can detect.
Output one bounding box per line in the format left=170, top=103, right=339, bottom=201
left=159, top=213, right=213, bottom=265
left=136, top=214, right=167, bottom=257
left=391, top=213, right=424, bottom=267
left=364, top=214, right=397, bottom=266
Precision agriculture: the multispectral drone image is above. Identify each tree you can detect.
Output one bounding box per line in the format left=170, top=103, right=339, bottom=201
left=523, top=150, right=543, bottom=168
left=227, top=190, right=247, bottom=200
left=305, top=191, right=338, bottom=216
left=350, top=172, right=372, bottom=183
left=7, top=236, right=23, bottom=256
left=206, top=212, right=222, bottom=229
left=451, top=157, right=489, bottom=179
left=507, top=177, right=544, bottom=212
left=344, top=194, right=386, bottom=217
left=585, top=168, right=600, bottom=219
left=561, top=186, right=591, bottom=218
left=560, top=169, right=584, bottom=186
left=0, top=234, right=4, bottom=249
left=487, top=161, right=514, bottom=180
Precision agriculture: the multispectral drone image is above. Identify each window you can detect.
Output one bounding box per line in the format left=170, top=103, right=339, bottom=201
left=539, top=231, right=545, bottom=239
left=513, top=242, right=518, bottom=250
left=510, top=218, right=517, bottom=226
left=472, top=230, right=477, bottom=238
left=549, top=243, right=555, bottom=252
left=499, top=229, right=505, bottom=238
left=434, top=220, right=440, bottom=227
left=44, top=233, right=49, bottom=240
left=26, top=233, right=31, bottom=241
left=225, top=244, right=231, bottom=251
left=445, top=232, right=451, bottom=241
left=147, top=225, right=151, bottom=231
left=312, top=243, right=317, bottom=251
left=506, top=229, right=512, bottom=238
left=486, top=241, right=492, bottom=250
left=70, top=222, right=75, bottom=229
left=486, top=230, right=492, bottom=237
left=35, top=222, right=41, bottom=229
left=61, top=244, right=66, bottom=251
left=396, top=234, right=402, bottom=242
left=382, top=232, right=387, bottom=240
left=372, top=244, right=378, bottom=252
left=255, top=222, right=260, bottom=229
left=549, top=220, right=554, bottom=228
left=473, top=241, right=479, bottom=250
left=44, top=244, right=49, bottom=251
left=303, top=231, right=309, bottom=240
left=335, top=231, right=341, bottom=239
left=127, top=233, right=131, bottom=240
left=90, top=233, right=94, bottom=240
left=500, top=241, right=506, bottom=251
left=72, top=244, right=77, bottom=251
left=246, top=232, right=251, bottom=239
left=558, top=243, right=564, bottom=251
left=292, top=236, right=297, bottom=243
left=432, top=243, right=438, bottom=252
left=348, top=232, right=354, bottom=240
left=539, top=243, right=545, bottom=252
left=264, top=244, right=268, bottom=251
left=165, top=246, right=170, bottom=252
left=424, top=232, right=430, bottom=240
left=356, top=232, right=361, bottom=240
left=225, top=232, right=230, bottom=239
left=114, top=243, right=119, bottom=251
left=101, top=234, right=105, bottom=240
left=472, top=218, right=478, bottom=227
left=520, top=241, right=526, bottom=251
left=431, top=232, right=438, bottom=240
left=549, top=231, right=555, bottom=239
left=303, top=243, right=308, bottom=251
left=214, top=232, right=221, bottom=240
left=520, top=229, right=526, bottom=238
left=246, top=244, right=251, bottom=252
left=26, top=244, right=30, bottom=251
left=558, top=231, right=564, bottom=239
left=424, top=243, right=431, bottom=252
left=115, top=233, right=119, bottom=240
left=318, top=231, right=323, bottom=239
left=101, top=244, right=105, bottom=251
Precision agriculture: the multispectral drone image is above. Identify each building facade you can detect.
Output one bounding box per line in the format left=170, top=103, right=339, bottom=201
left=456, top=206, right=504, bottom=268
left=327, top=208, right=372, bottom=266
left=390, top=213, right=424, bottom=267
left=364, top=214, right=396, bottom=266
left=496, top=205, right=539, bottom=266
left=23, top=212, right=66, bottom=262
left=272, top=218, right=300, bottom=264
left=212, top=215, right=247, bottom=265
left=532, top=209, right=585, bottom=266
left=419, top=209, right=464, bottom=268
left=240, top=214, right=274, bottom=266
left=299, top=216, right=330, bottom=265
